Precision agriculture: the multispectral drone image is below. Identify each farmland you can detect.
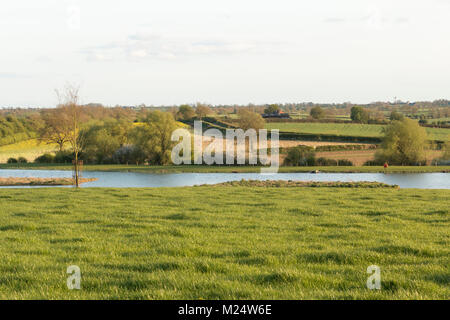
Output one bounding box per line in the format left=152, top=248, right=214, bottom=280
left=0, top=139, right=57, bottom=163
left=0, top=186, right=448, bottom=299
left=265, top=122, right=450, bottom=141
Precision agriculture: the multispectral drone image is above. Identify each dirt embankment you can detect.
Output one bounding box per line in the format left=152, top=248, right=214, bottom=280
left=0, top=177, right=97, bottom=186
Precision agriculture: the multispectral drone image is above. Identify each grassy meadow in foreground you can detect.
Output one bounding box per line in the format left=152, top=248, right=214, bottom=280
left=0, top=187, right=448, bottom=299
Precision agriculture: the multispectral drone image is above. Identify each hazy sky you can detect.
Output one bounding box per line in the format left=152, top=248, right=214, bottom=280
left=1, top=0, right=449, bottom=107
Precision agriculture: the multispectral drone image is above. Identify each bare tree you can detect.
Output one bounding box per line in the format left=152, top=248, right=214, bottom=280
left=195, top=103, right=212, bottom=119
left=55, top=84, right=86, bottom=187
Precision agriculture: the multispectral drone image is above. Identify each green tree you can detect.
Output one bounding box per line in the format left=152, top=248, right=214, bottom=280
left=132, top=111, right=178, bottom=165
left=284, top=146, right=316, bottom=166
left=177, top=105, right=195, bottom=121
left=82, top=123, right=124, bottom=164
left=376, top=118, right=428, bottom=165
left=264, top=104, right=280, bottom=114
left=389, top=111, right=404, bottom=121
left=441, top=142, right=450, bottom=162
left=350, top=106, right=369, bottom=123
left=310, top=106, right=325, bottom=119
left=238, top=110, right=265, bottom=130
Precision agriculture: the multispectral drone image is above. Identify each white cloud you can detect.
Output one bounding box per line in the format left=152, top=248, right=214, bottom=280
left=81, top=33, right=283, bottom=62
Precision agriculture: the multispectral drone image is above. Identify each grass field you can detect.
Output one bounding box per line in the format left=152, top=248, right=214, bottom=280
left=0, top=187, right=448, bottom=299
left=265, top=123, right=450, bottom=141
left=0, top=139, right=58, bottom=163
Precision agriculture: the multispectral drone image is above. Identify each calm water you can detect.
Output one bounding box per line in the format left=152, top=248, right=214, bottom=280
left=0, top=169, right=449, bottom=189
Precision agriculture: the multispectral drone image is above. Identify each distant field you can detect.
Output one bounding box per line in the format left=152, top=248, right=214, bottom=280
left=0, top=187, right=448, bottom=299
left=315, top=150, right=377, bottom=166
left=0, top=139, right=58, bottom=163
left=265, top=123, right=450, bottom=141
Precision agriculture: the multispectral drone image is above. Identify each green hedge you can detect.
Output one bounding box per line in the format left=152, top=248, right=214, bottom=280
left=279, top=132, right=383, bottom=143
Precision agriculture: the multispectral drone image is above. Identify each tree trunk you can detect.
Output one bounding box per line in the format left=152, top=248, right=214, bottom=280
left=74, top=153, right=79, bottom=188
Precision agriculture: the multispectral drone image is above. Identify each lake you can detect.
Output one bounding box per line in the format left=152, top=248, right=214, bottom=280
left=0, top=169, right=449, bottom=189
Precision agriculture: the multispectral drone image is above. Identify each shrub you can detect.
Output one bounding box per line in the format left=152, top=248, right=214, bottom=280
left=364, top=159, right=385, bottom=166
left=7, top=158, right=18, bottom=164
left=54, top=151, right=74, bottom=163
left=376, top=118, right=427, bottom=165
left=337, top=159, right=353, bottom=166
left=34, top=153, right=55, bottom=163
left=112, top=145, right=144, bottom=165
left=315, top=144, right=376, bottom=152
left=350, top=106, right=369, bottom=123
left=284, top=146, right=315, bottom=166
left=310, top=106, right=325, bottom=119
left=315, top=157, right=337, bottom=166
left=17, top=157, right=28, bottom=163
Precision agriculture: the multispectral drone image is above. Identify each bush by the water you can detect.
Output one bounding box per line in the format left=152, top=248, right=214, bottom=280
left=34, top=153, right=55, bottom=163
left=6, top=157, right=28, bottom=164
left=284, top=146, right=354, bottom=166
left=375, top=118, right=428, bottom=165
left=284, top=146, right=315, bottom=166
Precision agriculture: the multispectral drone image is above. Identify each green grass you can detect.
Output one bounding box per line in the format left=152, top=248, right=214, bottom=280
left=265, top=123, right=450, bottom=141
left=0, top=187, right=448, bottom=299
left=1, top=163, right=449, bottom=173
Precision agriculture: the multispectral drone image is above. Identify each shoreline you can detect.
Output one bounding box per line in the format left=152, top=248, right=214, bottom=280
left=0, top=164, right=449, bottom=174
left=0, top=177, right=97, bottom=186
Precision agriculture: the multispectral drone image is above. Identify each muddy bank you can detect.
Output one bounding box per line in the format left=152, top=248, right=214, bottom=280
left=0, top=177, right=97, bottom=186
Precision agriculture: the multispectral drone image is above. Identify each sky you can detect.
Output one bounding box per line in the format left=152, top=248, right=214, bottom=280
left=0, top=0, right=449, bottom=107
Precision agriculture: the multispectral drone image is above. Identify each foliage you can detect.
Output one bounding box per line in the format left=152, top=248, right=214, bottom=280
left=0, top=114, right=41, bottom=146
left=54, top=150, right=74, bottom=163
left=389, top=111, right=404, bottom=121
left=284, top=146, right=315, bottom=166
left=39, top=109, right=71, bottom=151
left=131, top=111, right=178, bottom=165
left=310, top=106, right=325, bottom=119
left=315, top=144, right=376, bottom=152
left=177, top=105, right=196, bottom=121
left=350, top=106, right=369, bottom=123
left=111, top=145, right=144, bottom=165
left=34, top=153, right=55, bottom=163
left=237, top=110, right=265, bottom=130
left=315, top=157, right=337, bottom=166
left=17, top=157, right=28, bottom=163
left=337, top=159, right=354, bottom=166
left=376, top=118, right=428, bottom=165
left=264, top=104, right=280, bottom=114
left=82, top=120, right=131, bottom=164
